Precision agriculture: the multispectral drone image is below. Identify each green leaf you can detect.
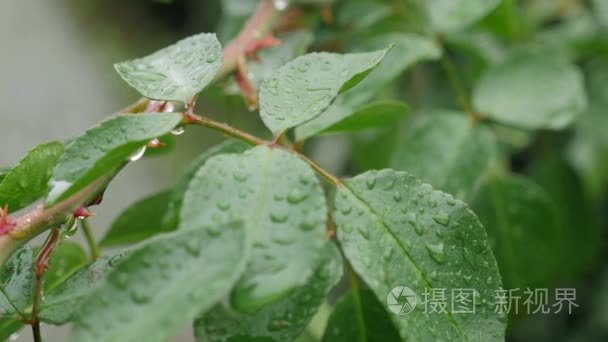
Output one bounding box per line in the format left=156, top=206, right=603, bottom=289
left=0, top=141, right=64, bottom=211
left=70, top=221, right=248, bottom=341
left=100, top=190, right=173, bottom=247
left=180, top=146, right=327, bottom=312
left=40, top=241, right=88, bottom=291
left=295, top=101, right=408, bottom=141
left=390, top=111, right=497, bottom=201
left=0, top=168, right=11, bottom=184
left=196, top=243, right=343, bottom=342
left=0, top=318, right=22, bottom=341
left=0, top=247, right=33, bottom=314
left=114, top=33, right=223, bottom=103
left=593, top=0, right=608, bottom=27
left=259, top=49, right=390, bottom=135
left=243, top=31, right=314, bottom=89
left=333, top=169, right=506, bottom=341
left=322, top=289, right=401, bottom=342
left=39, top=253, right=126, bottom=324
left=424, top=0, right=502, bottom=33
left=528, top=158, right=600, bottom=277
left=162, top=140, right=250, bottom=229
left=472, top=174, right=562, bottom=288
left=46, top=113, right=182, bottom=206
left=341, top=33, right=442, bottom=106
left=473, top=51, right=587, bottom=130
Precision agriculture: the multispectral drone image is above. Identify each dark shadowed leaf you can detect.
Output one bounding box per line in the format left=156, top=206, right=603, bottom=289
left=472, top=174, right=563, bottom=288
left=390, top=111, right=497, bottom=201
left=100, top=190, right=173, bottom=247
left=322, top=289, right=400, bottom=342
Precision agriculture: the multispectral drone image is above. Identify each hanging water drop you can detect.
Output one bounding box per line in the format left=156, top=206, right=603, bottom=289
left=171, top=126, right=185, bottom=136
left=64, top=218, right=78, bottom=238
left=128, top=146, right=147, bottom=162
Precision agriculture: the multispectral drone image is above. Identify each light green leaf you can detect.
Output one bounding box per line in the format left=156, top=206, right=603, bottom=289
left=100, top=190, right=173, bottom=247
left=425, top=0, right=502, bottom=33
left=196, top=243, right=342, bottom=342
left=0, top=247, right=33, bottom=315
left=472, top=174, right=562, bottom=288
left=180, top=146, right=327, bottom=312
left=162, top=140, right=250, bottom=229
left=593, top=0, right=608, bottom=27
left=40, top=241, right=88, bottom=291
left=244, top=31, right=314, bottom=89
left=296, top=101, right=408, bottom=140
left=390, top=111, right=497, bottom=201
left=70, top=221, right=247, bottom=341
left=322, top=289, right=401, bottom=342
left=39, top=253, right=126, bottom=324
left=259, top=49, right=390, bottom=134
left=342, top=33, right=442, bottom=106
left=473, top=51, right=586, bottom=130
left=334, top=169, right=506, bottom=341
left=46, top=113, right=182, bottom=206
left=114, top=33, right=222, bottom=103
left=0, top=141, right=64, bottom=211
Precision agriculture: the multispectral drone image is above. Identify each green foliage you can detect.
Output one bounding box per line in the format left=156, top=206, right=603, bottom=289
left=259, top=49, right=390, bottom=134
left=2, top=0, right=608, bottom=340
left=100, top=190, right=173, bottom=247
left=46, top=113, right=182, bottom=205
left=473, top=51, right=587, bottom=130
left=334, top=170, right=505, bottom=341
left=179, top=146, right=327, bottom=312
left=390, top=111, right=497, bottom=201
left=114, top=33, right=222, bottom=103
left=196, top=243, right=342, bottom=342
left=0, top=141, right=64, bottom=211
left=71, top=222, right=247, bottom=341
left=323, top=289, right=401, bottom=341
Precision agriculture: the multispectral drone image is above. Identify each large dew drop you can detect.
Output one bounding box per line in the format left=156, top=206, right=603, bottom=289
left=128, top=146, right=147, bottom=162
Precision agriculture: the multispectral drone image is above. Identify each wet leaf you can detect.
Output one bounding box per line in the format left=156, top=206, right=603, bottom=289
left=115, top=33, right=222, bottom=103
left=70, top=222, right=247, bottom=341
left=0, top=141, right=64, bottom=211
left=334, top=169, right=506, bottom=341
left=259, top=49, right=390, bottom=134
left=196, top=243, right=342, bottom=341
left=46, top=113, right=182, bottom=205
left=0, top=247, right=33, bottom=314
left=180, top=146, right=327, bottom=312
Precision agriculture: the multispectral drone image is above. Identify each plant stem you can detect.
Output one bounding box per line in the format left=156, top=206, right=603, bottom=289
left=439, top=54, right=480, bottom=121
left=31, top=228, right=60, bottom=342
left=187, top=115, right=341, bottom=186
left=80, top=219, right=100, bottom=259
